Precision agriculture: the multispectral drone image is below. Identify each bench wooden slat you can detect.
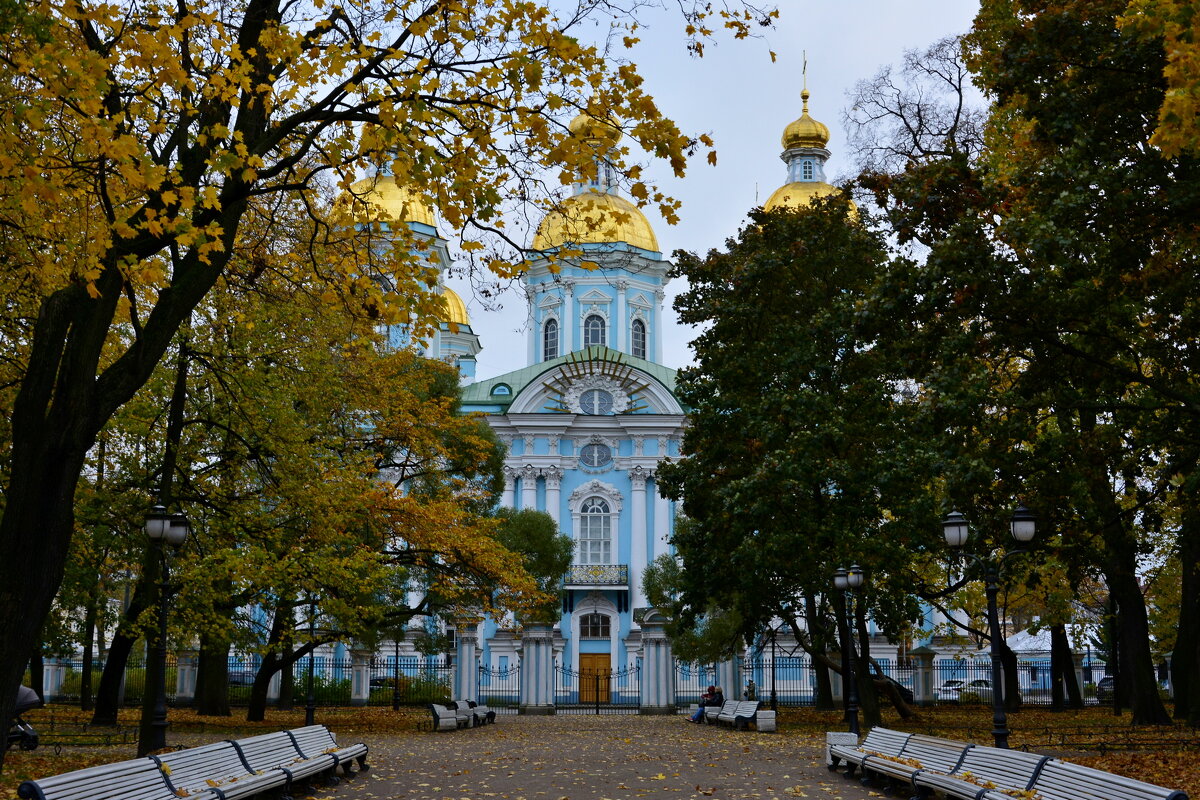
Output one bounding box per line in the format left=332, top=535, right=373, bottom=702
left=18, top=758, right=173, bottom=800
left=861, top=734, right=972, bottom=787
left=152, top=741, right=287, bottom=800
left=228, top=730, right=336, bottom=785
left=288, top=724, right=369, bottom=775
left=828, top=727, right=912, bottom=773
left=1002, top=759, right=1189, bottom=800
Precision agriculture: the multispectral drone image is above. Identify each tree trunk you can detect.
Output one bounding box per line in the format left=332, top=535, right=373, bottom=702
left=92, top=574, right=153, bottom=725
left=278, top=644, right=295, bottom=711
left=1178, top=498, right=1200, bottom=722
left=28, top=648, right=44, bottom=704
left=805, top=593, right=835, bottom=710
left=999, top=638, right=1020, bottom=712
left=854, top=600, right=881, bottom=729
left=1050, top=623, right=1083, bottom=710
left=1077, top=410, right=1172, bottom=725
left=195, top=636, right=232, bottom=717
left=81, top=597, right=98, bottom=711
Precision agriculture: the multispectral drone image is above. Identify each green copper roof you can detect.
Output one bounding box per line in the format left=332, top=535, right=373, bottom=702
left=461, top=346, right=680, bottom=411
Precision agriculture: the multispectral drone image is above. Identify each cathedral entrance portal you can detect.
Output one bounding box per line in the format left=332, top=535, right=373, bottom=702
left=579, top=653, right=611, bottom=704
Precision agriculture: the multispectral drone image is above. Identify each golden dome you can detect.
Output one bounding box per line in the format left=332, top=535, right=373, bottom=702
left=439, top=286, right=470, bottom=326
left=568, top=112, right=622, bottom=150
left=347, top=175, right=437, bottom=228
left=533, top=191, right=659, bottom=252
left=764, top=181, right=855, bottom=214
left=781, top=90, right=830, bottom=150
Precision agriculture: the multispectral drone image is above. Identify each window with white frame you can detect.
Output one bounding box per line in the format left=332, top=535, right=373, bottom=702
left=802, top=159, right=814, bottom=180
left=579, top=497, right=612, bottom=564
left=579, top=612, right=611, bottom=639
left=630, top=318, right=646, bottom=359
left=543, top=318, right=559, bottom=361
left=584, top=314, right=606, bottom=346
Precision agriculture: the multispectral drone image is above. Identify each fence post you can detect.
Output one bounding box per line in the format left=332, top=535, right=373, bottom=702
left=454, top=620, right=479, bottom=702
left=519, top=624, right=555, bottom=715
left=350, top=648, right=372, bottom=706
left=175, top=649, right=198, bottom=705
left=638, top=608, right=674, bottom=714
left=910, top=645, right=936, bottom=706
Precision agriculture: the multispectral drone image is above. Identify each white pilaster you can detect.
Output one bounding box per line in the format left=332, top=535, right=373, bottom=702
left=630, top=467, right=649, bottom=610
left=654, top=288, right=666, bottom=362
left=616, top=279, right=628, bottom=355
left=526, top=286, right=537, bottom=364
left=563, top=280, right=575, bottom=354
left=653, top=478, right=671, bottom=558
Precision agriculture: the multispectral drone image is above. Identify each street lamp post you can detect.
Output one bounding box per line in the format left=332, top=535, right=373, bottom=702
left=833, top=565, right=865, bottom=736
left=942, top=505, right=1037, bottom=749
left=139, top=505, right=190, bottom=756
left=306, top=596, right=317, bottom=726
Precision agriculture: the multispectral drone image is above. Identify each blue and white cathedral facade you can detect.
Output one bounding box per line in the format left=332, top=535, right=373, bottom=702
left=458, top=113, right=685, bottom=683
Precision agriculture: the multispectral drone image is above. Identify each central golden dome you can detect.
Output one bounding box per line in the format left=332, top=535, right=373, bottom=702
left=781, top=89, right=831, bottom=150
left=764, top=181, right=845, bottom=212
left=533, top=192, right=659, bottom=252
left=347, top=175, right=437, bottom=228
left=439, top=286, right=470, bottom=326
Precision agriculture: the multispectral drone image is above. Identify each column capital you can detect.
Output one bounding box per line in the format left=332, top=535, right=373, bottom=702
left=543, top=464, right=563, bottom=489
left=630, top=465, right=649, bottom=490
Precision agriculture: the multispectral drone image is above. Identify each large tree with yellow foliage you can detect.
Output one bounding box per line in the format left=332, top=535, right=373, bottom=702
left=0, top=0, right=775, bottom=751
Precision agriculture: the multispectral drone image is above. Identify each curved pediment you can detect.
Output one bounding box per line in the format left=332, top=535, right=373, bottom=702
left=507, top=348, right=683, bottom=416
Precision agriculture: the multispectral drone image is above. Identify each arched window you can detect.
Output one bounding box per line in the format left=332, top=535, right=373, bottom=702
left=630, top=318, right=646, bottom=359
left=579, top=613, right=611, bottom=639
left=543, top=318, right=559, bottom=361
left=579, top=497, right=612, bottom=564
left=584, top=314, right=606, bottom=347
left=802, top=159, right=814, bottom=181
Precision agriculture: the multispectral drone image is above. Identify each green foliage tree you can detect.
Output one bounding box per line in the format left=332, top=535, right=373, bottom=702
left=657, top=200, right=934, bottom=724
left=0, top=0, right=776, bottom=752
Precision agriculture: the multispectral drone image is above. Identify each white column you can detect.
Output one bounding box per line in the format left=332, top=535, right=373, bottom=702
left=563, top=280, right=575, bottom=354
left=616, top=279, right=628, bottom=354
left=630, top=467, right=649, bottom=610
left=654, top=288, right=665, bottom=362
left=653, top=478, right=671, bottom=558
left=526, top=286, right=537, bottom=364
left=502, top=466, right=516, bottom=508
left=544, top=466, right=562, bottom=527
left=639, top=611, right=674, bottom=714
left=521, top=465, right=539, bottom=510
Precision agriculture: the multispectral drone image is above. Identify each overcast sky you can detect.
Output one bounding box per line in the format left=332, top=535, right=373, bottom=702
left=446, top=1, right=983, bottom=381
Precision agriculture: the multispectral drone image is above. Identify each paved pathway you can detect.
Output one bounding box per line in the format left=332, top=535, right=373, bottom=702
left=311, top=715, right=888, bottom=800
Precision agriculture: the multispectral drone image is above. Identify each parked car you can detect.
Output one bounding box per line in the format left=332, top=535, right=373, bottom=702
left=1095, top=675, right=1115, bottom=703
left=935, top=678, right=993, bottom=704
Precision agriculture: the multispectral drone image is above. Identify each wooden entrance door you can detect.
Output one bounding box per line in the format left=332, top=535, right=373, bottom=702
left=579, top=653, right=611, bottom=704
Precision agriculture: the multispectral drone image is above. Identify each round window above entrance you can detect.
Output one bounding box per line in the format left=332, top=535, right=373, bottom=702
left=579, top=443, right=612, bottom=468
left=580, top=389, right=614, bottom=415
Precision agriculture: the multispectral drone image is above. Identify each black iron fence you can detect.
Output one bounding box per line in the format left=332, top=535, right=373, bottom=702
left=554, top=662, right=640, bottom=714
left=478, top=664, right=521, bottom=710
left=31, top=654, right=454, bottom=709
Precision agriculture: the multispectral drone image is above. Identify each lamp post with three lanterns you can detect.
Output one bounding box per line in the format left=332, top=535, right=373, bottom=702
left=941, top=505, right=1037, bottom=749
left=139, top=504, right=190, bottom=756
left=833, top=565, right=865, bottom=735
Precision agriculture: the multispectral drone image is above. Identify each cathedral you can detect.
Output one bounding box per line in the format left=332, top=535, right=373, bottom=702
left=351, top=88, right=848, bottom=700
